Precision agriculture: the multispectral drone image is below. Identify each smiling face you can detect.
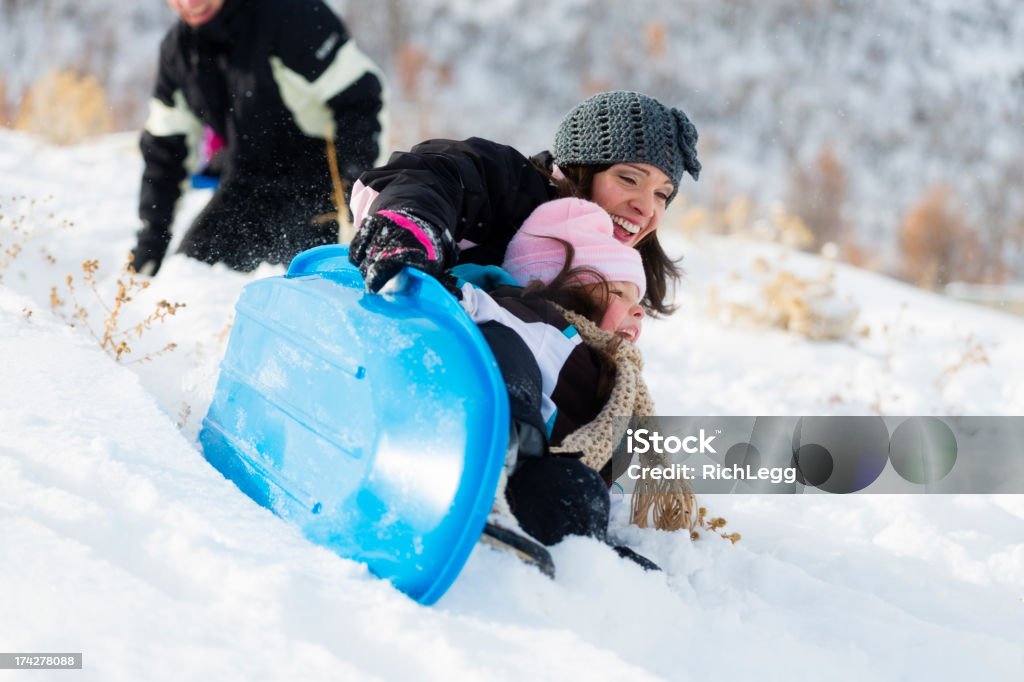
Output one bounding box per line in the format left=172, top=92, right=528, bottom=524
left=591, top=281, right=645, bottom=343
left=588, top=163, right=674, bottom=248
left=166, top=0, right=225, bottom=27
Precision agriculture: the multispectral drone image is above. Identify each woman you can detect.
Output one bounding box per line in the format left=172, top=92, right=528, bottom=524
left=348, top=90, right=701, bottom=316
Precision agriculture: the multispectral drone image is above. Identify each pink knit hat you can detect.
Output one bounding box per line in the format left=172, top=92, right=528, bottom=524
left=502, top=198, right=646, bottom=297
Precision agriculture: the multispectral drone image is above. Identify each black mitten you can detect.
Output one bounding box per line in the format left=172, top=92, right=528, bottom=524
left=130, top=222, right=172, bottom=276
left=349, top=210, right=454, bottom=292
left=506, top=456, right=610, bottom=546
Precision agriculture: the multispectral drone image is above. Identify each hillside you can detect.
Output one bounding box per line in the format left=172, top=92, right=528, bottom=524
left=3, top=0, right=1023, bottom=275
left=1, top=127, right=1023, bottom=681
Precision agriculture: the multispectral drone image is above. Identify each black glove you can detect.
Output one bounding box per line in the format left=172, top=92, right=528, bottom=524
left=130, top=222, right=172, bottom=276
left=349, top=210, right=454, bottom=292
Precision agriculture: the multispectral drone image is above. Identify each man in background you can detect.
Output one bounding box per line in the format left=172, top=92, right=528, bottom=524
left=132, top=0, right=388, bottom=275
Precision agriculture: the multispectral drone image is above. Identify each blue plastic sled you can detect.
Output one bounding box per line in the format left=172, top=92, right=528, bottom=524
left=199, top=245, right=510, bottom=604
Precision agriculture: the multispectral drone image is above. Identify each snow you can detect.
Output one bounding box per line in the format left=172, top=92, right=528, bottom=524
left=2, top=129, right=1023, bottom=680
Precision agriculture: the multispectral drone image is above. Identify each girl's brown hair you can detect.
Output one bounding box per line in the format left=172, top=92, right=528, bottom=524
left=521, top=238, right=621, bottom=401
left=530, top=159, right=684, bottom=317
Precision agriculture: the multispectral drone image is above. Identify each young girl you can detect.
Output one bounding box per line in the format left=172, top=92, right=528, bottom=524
left=348, top=90, right=701, bottom=317
left=455, top=198, right=695, bottom=560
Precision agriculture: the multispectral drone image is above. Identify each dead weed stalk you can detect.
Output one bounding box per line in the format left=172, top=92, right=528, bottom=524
left=935, top=334, right=990, bottom=389
left=693, top=507, right=742, bottom=544
left=52, top=256, right=186, bottom=363
left=0, top=194, right=72, bottom=282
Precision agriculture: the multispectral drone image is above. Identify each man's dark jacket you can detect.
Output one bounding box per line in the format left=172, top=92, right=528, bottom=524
left=139, top=0, right=386, bottom=269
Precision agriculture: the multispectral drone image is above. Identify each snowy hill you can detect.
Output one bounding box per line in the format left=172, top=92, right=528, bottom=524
left=3, top=0, right=1024, bottom=270
left=2, top=130, right=1023, bottom=680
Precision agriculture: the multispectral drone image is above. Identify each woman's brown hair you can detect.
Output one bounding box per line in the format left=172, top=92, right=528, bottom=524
left=529, top=159, right=683, bottom=316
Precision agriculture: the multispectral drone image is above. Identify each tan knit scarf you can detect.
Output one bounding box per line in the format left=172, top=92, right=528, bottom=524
left=548, top=306, right=697, bottom=533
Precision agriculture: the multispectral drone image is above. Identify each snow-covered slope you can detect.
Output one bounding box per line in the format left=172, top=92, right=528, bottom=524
left=2, top=131, right=1023, bottom=681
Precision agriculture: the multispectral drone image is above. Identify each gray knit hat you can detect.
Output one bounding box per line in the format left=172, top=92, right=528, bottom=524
left=552, top=91, right=701, bottom=202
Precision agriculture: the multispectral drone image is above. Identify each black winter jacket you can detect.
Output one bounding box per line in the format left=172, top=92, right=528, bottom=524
left=458, top=283, right=607, bottom=446
left=140, top=0, right=386, bottom=232
left=353, top=138, right=558, bottom=268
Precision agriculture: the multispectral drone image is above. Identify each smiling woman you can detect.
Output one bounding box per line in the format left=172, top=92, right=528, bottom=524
left=589, top=164, right=674, bottom=247
left=349, top=90, right=701, bottom=317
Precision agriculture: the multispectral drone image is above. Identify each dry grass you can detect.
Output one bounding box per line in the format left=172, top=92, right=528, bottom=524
left=787, top=144, right=848, bottom=250
left=935, top=334, right=990, bottom=390
left=14, top=70, right=114, bottom=145
left=900, top=185, right=986, bottom=289
left=710, top=256, right=860, bottom=341
left=646, top=22, right=668, bottom=58
left=675, top=194, right=816, bottom=250
left=0, top=194, right=73, bottom=282
left=671, top=192, right=861, bottom=340
left=396, top=43, right=431, bottom=95
left=176, top=402, right=192, bottom=430
left=693, top=507, right=742, bottom=544
left=3, top=195, right=183, bottom=365
left=52, top=257, right=186, bottom=363
left=0, top=78, right=13, bottom=128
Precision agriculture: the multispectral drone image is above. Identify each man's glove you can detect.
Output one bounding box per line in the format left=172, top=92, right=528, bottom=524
left=349, top=210, right=454, bottom=292
left=130, top=222, right=172, bottom=276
